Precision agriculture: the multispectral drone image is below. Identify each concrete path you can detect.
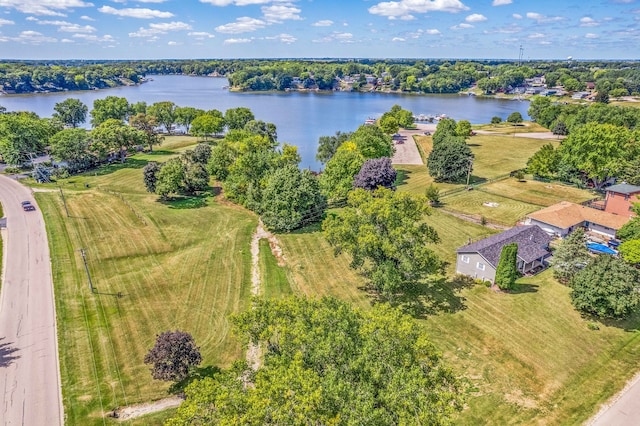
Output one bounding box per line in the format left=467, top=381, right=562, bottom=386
left=588, top=370, right=640, bottom=426
left=0, top=175, right=63, bottom=425
left=392, top=123, right=436, bottom=166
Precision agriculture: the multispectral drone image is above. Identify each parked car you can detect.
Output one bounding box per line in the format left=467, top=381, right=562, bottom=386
left=423, top=131, right=431, bottom=136
left=21, top=201, right=35, bottom=211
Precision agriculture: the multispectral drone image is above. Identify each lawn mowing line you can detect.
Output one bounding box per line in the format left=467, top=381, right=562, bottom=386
left=476, top=188, right=548, bottom=208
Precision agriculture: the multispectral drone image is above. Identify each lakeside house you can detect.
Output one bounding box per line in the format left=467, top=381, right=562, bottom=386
left=524, top=201, right=630, bottom=239
left=603, top=183, right=640, bottom=218
left=455, top=225, right=553, bottom=283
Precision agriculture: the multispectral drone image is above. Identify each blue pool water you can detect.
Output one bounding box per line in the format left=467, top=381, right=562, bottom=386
left=587, top=242, right=617, bottom=255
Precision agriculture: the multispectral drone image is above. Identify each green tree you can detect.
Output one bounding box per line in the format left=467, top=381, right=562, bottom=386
left=224, top=107, right=255, bottom=130
left=190, top=113, right=225, bottom=140
left=0, top=112, right=57, bottom=165
left=353, top=157, right=397, bottom=190
left=494, top=243, right=519, bottom=290
left=378, top=113, right=399, bottom=134
left=427, top=138, right=474, bottom=183
left=53, top=98, right=88, bottom=128
left=552, top=121, right=568, bottom=136
left=550, top=228, right=591, bottom=284
left=260, top=165, right=327, bottom=232
left=129, top=113, right=163, bottom=152
left=167, top=297, right=464, bottom=425
left=491, top=116, right=502, bottom=125
left=144, top=330, right=202, bottom=382
left=244, top=120, right=277, bottom=143
left=619, top=240, right=640, bottom=265
left=175, top=106, right=201, bottom=133
left=323, top=188, right=441, bottom=295
left=557, top=123, right=633, bottom=189
left=594, top=90, right=610, bottom=104
left=90, top=96, right=130, bottom=127
left=90, top=118, right=145, bottom=163
left=527, top=96, right=551, bottom=123
left=455, top=120, right=472, bottom=138
left=507, top=111, right=523, bottom=124
left=425, top=183, right=441, bottom=206
left=526, top=144, right=560, bottom=179
left=318, top=142, right=365, bottom=202
left=570, top=255, right=640, bottom=319
left=207, top=141, right=236, bottom=180
left=148, top=101, right=177, bottom=134
left=49, top=128, right=94, bottom=172
left=617, top=205, right=640, bottom=241
left=155, top=157, right=185, bottom=199
left=143, top=161, right=161, bottom=193
left=396, top=108, right=414, bottom=128
left=350, top=124, right=394, bottom=159
left=316, top=131, right=352, bottom=164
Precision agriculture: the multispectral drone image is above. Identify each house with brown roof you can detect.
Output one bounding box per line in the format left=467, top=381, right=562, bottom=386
left=603, top=183, right=640, bottom=218
left=456, top=225, right=553, bottom=283
left=524, top=201, right=630, bottom=239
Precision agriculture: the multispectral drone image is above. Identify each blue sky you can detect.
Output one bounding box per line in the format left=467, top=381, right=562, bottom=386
left=0, top=0, right=638, bottom=60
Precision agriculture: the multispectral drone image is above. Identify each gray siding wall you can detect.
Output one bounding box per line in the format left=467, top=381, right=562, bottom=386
left=588, top=222, right=616, bottom=238
left=456, top=253, right=497, bottom=282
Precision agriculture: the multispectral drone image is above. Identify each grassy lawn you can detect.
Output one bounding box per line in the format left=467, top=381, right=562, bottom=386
left=260, top=239, right=293, bottom=299
left=479, top=178, right=597, bottom=207
left=37, top=136, right=257, bottom=425
left=440, top=189, right=542, bottom=226
left=473, top=121, right=551, bottom=133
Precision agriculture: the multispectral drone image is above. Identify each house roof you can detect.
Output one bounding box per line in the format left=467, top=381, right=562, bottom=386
left=456, top=225, right=552, bottom=269
left=527, top=201, right=630, bottom=230
left=605, top=183, right=640, bottom=195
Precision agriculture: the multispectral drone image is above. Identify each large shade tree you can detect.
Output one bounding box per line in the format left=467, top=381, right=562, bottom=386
left=90, top=96, right=130, bottom=127
left=318, top=142, right=365, bottom=202
left=49, top=128, right=94, bottom=172
left=316, top=130, right=352, bottom=164
left=144, top=330, right=202, bottom=382
left=53, top=98, right=88, bottom=128
left=148, top=101, right=177, bottom=134
left=0, top=112, right=57, bottom=165
left=427, top=137, right=474, bottom=183
left=90, top=118, right=145, bottom=163
left=350, top=124, right=394, bottom=159
left=323, top=187, right=441, bottom=295
left=167, top=297, right=464, bottom=425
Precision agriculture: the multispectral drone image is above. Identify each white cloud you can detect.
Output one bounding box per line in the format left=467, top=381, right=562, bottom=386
left=512, top=13, right=522, bottom=19
left=425, top=28, right=441, bottom=35
left=585, top=33, right=599, bottom=38
left=223, top=37, right=252, bottom=44
left=312, top=31, right=353, bottom=43
left=312, top=20, right=333, bottom=27
left=0, top=0, right=93, bottom=16
left=451, top=22, right=473, bottom=30
left=526, top=12, right=565, bottom=23
left=5, top=30, right=57, bottom=44
left=168, top=40, right=181, bottom=45
left=61, top=38, right=73, bottom=43
left=98, top=5, right=174, bottom=19
left=492, top=0, right=512, bottom=5
left=73, top=33, right=115, bottom=42
left=215, top=17, right=266, bottom=33
left=528, top=32, right=545, bottom=38
left=188, top=31, right=215, bottom=39
left=484, top=23, right=521, bottom=34
left=369, top=0, right=469, bottom=20
left=392, top=37, right=405, bottom=41
left=265, top=33, right=296, bottom=43
left=466, top=13, right=487, bottom=22
left=38, top=20, right=97, bottom=33
left=149, top=21, right=192, bottom=31
left=80, top=15, right=95, bottom=21
left=262, top=4, right=301, bottom=23
left=580, top=17, right=599, bottom=27
left=0, top=18, right=15, bottom=26
left=202, top=0, right=285, bottom=5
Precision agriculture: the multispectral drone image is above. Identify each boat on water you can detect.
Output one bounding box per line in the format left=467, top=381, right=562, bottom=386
left=364, top=118, right=376, bottom=125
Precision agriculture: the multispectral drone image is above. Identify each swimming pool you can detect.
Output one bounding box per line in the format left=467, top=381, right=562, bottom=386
left=587, top=242, right=618, bottom=255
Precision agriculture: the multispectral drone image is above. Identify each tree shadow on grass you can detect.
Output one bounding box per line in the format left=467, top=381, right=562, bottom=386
left=372, top=274, right=477, bottom=320
left=168, top=365, right=221, bottom=395
left=394, top=169, right=412, bottom=187
left=508, top=283, right=539, bottom=294
left=584, top=309, right=640, bottom=332
left=145, top=150, right=173, bottom=156
left=288, top=221, right=323, bottom=235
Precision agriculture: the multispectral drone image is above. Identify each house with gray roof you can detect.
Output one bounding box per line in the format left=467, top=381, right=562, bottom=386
left=455, top=225, right=553, bottom=283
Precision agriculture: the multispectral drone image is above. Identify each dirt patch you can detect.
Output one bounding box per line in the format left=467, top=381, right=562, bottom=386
left=113, top=396, right=183, bottom=421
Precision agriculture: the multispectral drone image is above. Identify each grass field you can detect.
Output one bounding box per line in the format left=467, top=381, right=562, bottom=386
left=37, top=136, right=257, bottom=424
left=479, top=179, right=597, bottom=207
left=259, top=239, right=293, bottom=299
left=474, top=121, right=551, bottom=134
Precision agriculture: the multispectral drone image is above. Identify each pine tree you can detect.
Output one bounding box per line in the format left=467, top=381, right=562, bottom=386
left=495, top=243, right=519, bottom=290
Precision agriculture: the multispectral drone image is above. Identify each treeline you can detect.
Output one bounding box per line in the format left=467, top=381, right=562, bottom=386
left=2, top=59, right=639, bottom=95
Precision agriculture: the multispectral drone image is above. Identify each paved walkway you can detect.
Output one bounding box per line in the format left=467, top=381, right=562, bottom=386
left=588, top=370, right=640, bottom=426
left=392, top=124, right=436, bottom=166
left=0, top=175, right=63, bottom=425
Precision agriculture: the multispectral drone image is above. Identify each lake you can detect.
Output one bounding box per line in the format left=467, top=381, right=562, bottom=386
left=0, top=75, right=531, bottom=169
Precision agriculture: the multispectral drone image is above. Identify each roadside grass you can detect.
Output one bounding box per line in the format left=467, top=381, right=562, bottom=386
left=37, top=145, right=256, bottom=425
left=121, top=408, right=176, bottom=425
left=259, top=239, right=293, bottom=299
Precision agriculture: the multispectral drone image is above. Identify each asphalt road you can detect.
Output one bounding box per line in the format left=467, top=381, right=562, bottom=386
left=590, top=372, right=640, bottom=426
left=0, top=175, right=63, bottom=425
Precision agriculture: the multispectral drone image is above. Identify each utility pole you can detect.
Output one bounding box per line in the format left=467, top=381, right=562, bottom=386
left=466, top=159, right=473, bottom=188
left=518, top=45, right=524, bottom=67
left=79, top=248, right=94, bottom=293
left=59, top=185, right=70, bottom=217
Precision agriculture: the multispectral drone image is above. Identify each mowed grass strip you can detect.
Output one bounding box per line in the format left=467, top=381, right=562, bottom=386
left=479, top=178, right=596, bottom=207
left=38, top=154, right=256, bottom=425
left=259, top=239, right=293, bottom=299
left=441, top=189, right=541, bottom=226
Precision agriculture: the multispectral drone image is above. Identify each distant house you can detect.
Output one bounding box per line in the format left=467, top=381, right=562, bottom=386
left=604, top=183, right=640, bottom=218
left=586, top=82, right=596, bottom=91
left=524, top=201, right=630, bottom=239
left=455, top=225, right=553, bottom=283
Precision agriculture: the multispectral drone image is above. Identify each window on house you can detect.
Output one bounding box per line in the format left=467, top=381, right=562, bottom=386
left=461, top=255, right=470, bottom=264
left=477, top=262, right=485, bottom=271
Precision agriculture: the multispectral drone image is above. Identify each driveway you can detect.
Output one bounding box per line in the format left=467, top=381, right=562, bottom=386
left=0, top=175, right=63, bottom=425
left=392, top=124, right=436, bottom=166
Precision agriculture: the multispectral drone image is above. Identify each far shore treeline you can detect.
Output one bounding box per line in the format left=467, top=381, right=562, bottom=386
left=1, top=58, right=639, bottom=96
